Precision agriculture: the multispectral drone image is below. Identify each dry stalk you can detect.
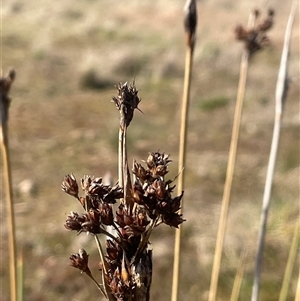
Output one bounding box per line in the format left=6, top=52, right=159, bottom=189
left=209, top=9, right=274, bottom=301
left=296, top=272, right=300, bottom=301
left=279, top=222, right=300, bottom=301
left=229, top=248, right=248, bottom=301
left=0, top=69, right=17, bottom=301
left=62, top=82, right=185, bottom=301
left=171, top=1, right=197, bottom=301
left=17, top=248, right=24, bottom=301
left=208, top=48, right=249, bottom=301
left=251, top=1, right=297, bottom=299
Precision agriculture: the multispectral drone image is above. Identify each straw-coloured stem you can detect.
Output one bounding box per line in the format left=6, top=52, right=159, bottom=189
left=208, top=8, right=269, bottom=300
left=17, top=249, right=24, bottom=301
left=208, top=49, right=249, bottom=301
left=171, top=1, right=197, bottom=301
left=230, top=248, right=248, bottom=301
left=0, top=69, right=17, bottom=301
left=279, top=222, right=300, bottom=301
left=251, top=1, right=297, bottom=299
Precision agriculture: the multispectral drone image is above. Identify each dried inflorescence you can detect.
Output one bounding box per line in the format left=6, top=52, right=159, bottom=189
left=0, top=69, right=16, bottom=126
left=62, top=81, right=185, bottom=301
left=235, top=9, right=275, bottom=55
left=62, top=154, right=184, bottom=300
left=132, top=152, right=185, bottom=228
left=112, top=82, right=141, bottom=130
left=183, top=0, right=198, bottom=48
left=70, top=248, right=92, bottom=276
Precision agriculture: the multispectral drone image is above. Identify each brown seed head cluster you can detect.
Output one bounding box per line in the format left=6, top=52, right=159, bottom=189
left=62, top=175, right=122, bottom=233
left=70, top=248, right=92, bottom=277
left=235, top=9, right=274, bottom=55
left=62, top=152, right=184, bottom=300
left=132, top=152, right=185, bottom=228
left=112, top=82, right=141, bottom=130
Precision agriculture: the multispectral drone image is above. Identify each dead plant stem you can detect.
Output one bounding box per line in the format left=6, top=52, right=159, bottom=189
left=1, top=123, right=17, bottom=301
left=279, top=222, right=300, bottom=301
left=251, top=1, right=297, bottom=299
left=171, top=38, right=194, bottom=301
left=230, top=248, right=247, bottom=301
left=208, top=50, right=249, bottom=301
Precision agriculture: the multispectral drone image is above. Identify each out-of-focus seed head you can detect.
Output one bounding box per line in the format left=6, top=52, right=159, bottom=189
left=258, top=8, right=274, bottom=32
left=234, top=25, right=249, bottom=41
left=0, top=68, right=16, bottom=126
left=183, top=0, right=197, bottom=48
left=235, top=8, right=275, bottom=55
left=61, top=173, right=79, bottom=198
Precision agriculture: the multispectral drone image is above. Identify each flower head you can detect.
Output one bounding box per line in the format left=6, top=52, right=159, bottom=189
left=61, top=173, right=79, bottom=198
left=70, top=248, right=91, bottom=276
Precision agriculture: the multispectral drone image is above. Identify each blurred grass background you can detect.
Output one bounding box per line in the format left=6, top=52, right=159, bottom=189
left=1, top=0, right=299, bottom=300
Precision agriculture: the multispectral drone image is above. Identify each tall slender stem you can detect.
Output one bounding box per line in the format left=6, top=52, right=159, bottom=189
left=251, top=1, right=297, bottom=299
left=230, top=248, right=247, bottom=301
left=172, top=44, right=194, bottom=301
left=1, top=122, right=17, bottom=301
left=172, top=2, right=197, bottom=300
left=279, top=222, right=300, bottom=301
left=208, top=50, right=249, bottom=301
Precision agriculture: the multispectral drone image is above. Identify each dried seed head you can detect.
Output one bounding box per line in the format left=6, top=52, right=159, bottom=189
left=184, top=0, right=197, bottom=48
left=146, top=152, right=171, bottom=174
left=163, top=212, right=185, bottom=228
left=0, top=68, right=16, bottom=126
left=64, top=211, right=83, bottom=232
left=112, top=82, right=141, bottom=130
left=81, top=175, right=93, bottom=193
left=103, top=183, right=123, bottom=204
left=132, top=181, right=144, bottom=204
left=78, top=196, right=86, bottom=208
left=258, top=9, right=274, bottom=32
left=61, top=173, right=79, bottom=198
left=98, top=203, right=114, bottom=226
left=152, top=179, right=166, bottom=200
left=132, top=161, right=148, bottom=181
left=70, top=248, right=91, bottom=275
left=235, top=8, right=275, bottom=55
left=106, top=239, right=121, bottom=261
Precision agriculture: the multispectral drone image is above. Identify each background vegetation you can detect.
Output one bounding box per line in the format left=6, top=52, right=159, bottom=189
left=1, top=0, right=299, bottom=300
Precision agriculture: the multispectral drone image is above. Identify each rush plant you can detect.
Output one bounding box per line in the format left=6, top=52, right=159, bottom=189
left=62, top=82, right=185, bottom=301
left=209, top=8, right=274, bottom=301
